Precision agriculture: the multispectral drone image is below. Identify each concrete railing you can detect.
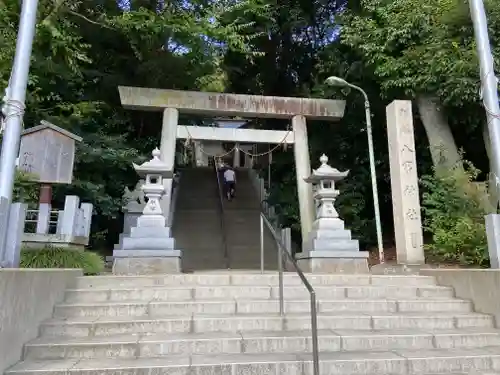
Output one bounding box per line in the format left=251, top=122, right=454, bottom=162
left=22, top=196, right=93, bottom=249
left=249, top=167, right=267, bottom=203
left=0, top=269, right=82, bottom=373
left=0, top=195, right=93, bottom=267
left=420, top=269, right=500, bottom=327
left=248, top=168, right=292, bottom=254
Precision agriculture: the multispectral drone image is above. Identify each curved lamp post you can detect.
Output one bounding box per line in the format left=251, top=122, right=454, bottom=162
left=325, top=76, right=384, bottom=263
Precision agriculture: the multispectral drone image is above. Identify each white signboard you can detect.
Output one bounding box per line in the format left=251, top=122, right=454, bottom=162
left=18, top=121, right=82, bottom=184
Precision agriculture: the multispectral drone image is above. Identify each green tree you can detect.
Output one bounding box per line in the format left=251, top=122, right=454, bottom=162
left=421, top=160, right=493, bottom=266
left=340, top=0, right=494, bottom=170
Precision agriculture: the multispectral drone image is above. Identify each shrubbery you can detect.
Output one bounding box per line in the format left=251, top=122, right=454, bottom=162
left=420, top=160, right=493, bottom=267
left=20, top=246, right=105, bottom=275
left=14, top=170, right=39, bottom=204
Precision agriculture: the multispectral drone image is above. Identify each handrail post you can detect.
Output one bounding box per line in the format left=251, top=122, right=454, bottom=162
left=278, top=237, right=284, bottom=316
left=259, top=205, right=319, bottom=375
left=260, top=214, right=264, bottom=274
left=310, top=291, right=320, bottom=375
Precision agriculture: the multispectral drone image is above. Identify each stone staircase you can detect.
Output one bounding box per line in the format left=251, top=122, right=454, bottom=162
left=222, top=169, right=279, bottom=270
left=5, top=272, right=500, bottom=374
left=173, top=167, right=278, bottom=271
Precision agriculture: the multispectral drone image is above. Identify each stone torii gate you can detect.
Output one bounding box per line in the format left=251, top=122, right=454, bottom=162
left=118, top=86, right=345, bottom=240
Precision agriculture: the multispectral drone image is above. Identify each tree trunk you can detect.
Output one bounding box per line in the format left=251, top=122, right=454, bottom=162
left=415, top=95, right=461, bottom=168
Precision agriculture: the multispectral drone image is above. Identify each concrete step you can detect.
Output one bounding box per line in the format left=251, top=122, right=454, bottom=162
left=221, top=203, right=262, bottom=208
left=64, top=284, right=455, bottom=303
left=181, top=264, right=281, bottom=272
left=175, top=199, right=220, bottom=204
left=39, top=312, right=494, bottom=337
left=181, top=247, right=276, bottom=254
left=179, top=252, right=277, bottom=259
left=180, top=251, right=277, bottom=260
left=73, top=274, right=438, bottom=288
left=174, top=209, right=220, bottom=214
left=175, top=219, right=261, bottom=226
left=226, top=264, right=281, bottom=270
left=8, top=348, right=500, bottom=375
left=53, top=299, right=473, bottom=318
left=224, top=240, right=279, bottom=247
left=223, top=205, right=262, bottom=210
left=173, top=217, right=222, bottom=224
left=23, top=329, right=500, bottom=360
left=175, top=205, right=220, bottom=210
left=175, top=210, right=260, bottom=218
left=180, top=259, right=278, bottom=267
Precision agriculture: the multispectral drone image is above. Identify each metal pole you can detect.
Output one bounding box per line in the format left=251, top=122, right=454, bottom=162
left=310, top=291, right=320, bottom=375
left=0, top=0, right=39, bottom=264
left=260, top=214, right=264, bottom=273
left=364, top=94, right=384, bottom=263
left=469, top=0, right=500, bottom=202
left=268, top=164, right=271, bottom=192
left=268, top=145, right=271, bottom=189
left=350, top=85, right=384, bottom=262
left=277, top=245, right=284, bottom=316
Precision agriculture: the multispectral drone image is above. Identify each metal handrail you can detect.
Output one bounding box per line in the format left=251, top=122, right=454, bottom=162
left=259, top=206, right=319, bottom=375
left=213, top=158, right=229, bottom=269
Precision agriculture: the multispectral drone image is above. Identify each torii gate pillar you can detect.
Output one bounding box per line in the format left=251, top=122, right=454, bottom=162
left=292, top=115, right=315, bottom=240
left=159, top=108, right=179, bottom=217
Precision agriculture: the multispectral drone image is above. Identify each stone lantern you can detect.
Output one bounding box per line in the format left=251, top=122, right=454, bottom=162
left=307, top=154, right=349, bottom=221
left=296, top=154, right=369, bottom=273
left=113, top=148, right=181, bottom=275
left=133, top=148, right=170, bottom=223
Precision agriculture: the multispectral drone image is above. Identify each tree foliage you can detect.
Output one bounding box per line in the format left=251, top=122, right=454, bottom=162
left=341, top=0, right=479, bottom=105
left=13, top=171, right=39, bottom=204
left=421, top=160, right=492, bottom=267
left=340, top=0, right=498, bottom=172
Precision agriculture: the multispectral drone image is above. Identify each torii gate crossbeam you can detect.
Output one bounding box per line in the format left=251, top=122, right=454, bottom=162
left=176, top=125, right=295, bottom=144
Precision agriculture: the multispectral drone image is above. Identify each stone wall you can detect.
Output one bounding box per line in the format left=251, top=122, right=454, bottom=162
left=0, top=269, right=82, bottom=373
left=420, top=269, right=500, bottom=327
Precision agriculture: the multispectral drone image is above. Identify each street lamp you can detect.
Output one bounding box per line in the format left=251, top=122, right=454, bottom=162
left=325, top=76, right=385, bottom=263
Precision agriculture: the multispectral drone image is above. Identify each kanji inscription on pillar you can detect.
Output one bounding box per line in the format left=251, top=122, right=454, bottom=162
left=386, top=100, right=424, bottom=264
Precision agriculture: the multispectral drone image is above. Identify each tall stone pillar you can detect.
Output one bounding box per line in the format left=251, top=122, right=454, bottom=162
left=160, top=108, right=179, bottom=165
left=159, top=108, right=179, bottom=221
left=194, top=141, right=203, bottom=166
left=386, top=100, right=425, bottom=264
left=292, top=115, right=315, bottom=244
left=36, top=185, right=52, bottom=234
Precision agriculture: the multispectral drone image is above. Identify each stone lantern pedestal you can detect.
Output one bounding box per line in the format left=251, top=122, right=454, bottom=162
left=113, top=148, right=181, bottom=275
left=296, top=155, right=369, bottom=273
